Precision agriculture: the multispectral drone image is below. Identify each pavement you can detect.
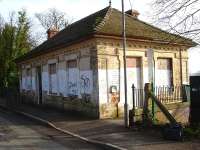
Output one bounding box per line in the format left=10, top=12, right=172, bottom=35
left=0, top=107, right=102, bottom=150
left=1, top=101, right=200, bottom=150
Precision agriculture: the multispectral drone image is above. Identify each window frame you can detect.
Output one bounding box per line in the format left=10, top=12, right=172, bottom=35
left=48, top=63, right=58, bottom=95
left=66, top=59, right=78, bottom=97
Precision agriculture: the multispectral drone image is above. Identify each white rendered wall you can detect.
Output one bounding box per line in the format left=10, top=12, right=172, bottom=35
left=58, top=62, right=67, bottom=96
left=42, top=65, right=49, bottom=91
left=32, top=68, right=36, bottom=91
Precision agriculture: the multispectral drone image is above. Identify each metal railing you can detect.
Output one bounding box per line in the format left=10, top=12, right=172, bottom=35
left=132, top=84, right=190, bottom=109
left=154, top=85, right=190, bottom=104
left=133, top=88, right=145, bottom=108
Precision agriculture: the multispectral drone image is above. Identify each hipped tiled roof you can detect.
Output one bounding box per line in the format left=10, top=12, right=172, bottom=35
left=16, top=6, right=196, bottom=62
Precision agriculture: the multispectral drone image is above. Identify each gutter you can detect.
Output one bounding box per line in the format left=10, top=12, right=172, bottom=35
left=15, top=33, right=197, bottom=64
left=94, top=34, right=197, bottom=47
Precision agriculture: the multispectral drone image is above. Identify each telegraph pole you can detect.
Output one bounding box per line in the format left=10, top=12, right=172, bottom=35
left=121, top=0, right=129, bottom=127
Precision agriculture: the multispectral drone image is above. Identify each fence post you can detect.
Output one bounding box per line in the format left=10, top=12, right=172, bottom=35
left=143, top=83, right=152, bottom=125
left=151, top=84, right=155, bottom=123
left=132, top=84, right=135, bottom=118
left=129, top=84, right=135, bottom=127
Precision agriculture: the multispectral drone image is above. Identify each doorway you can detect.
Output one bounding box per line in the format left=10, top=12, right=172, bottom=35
left=126, top=57, right=142, bottom=108
left=36, top=66, right=42, bottom=104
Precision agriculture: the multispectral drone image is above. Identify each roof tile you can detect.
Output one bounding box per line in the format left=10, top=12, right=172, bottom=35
left=16, top=6, right=196, bottom=62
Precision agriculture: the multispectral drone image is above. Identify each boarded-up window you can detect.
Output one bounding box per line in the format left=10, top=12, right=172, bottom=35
left=68, top=60, right=77, bottom=68
left=26, top=68, right=32, bottom=90
left=156, top=58, right=173, bottom=86
left=22, top=69, right=26, bottom=90
left=126, top=57, right=141, bottom=68
left=31, top=68, right=36, bottom=91
left=67, top=60, right=78, bottom=96
left=49, top=63, right=56, bottom=74
left=157, top=58, right=172, bottom=70
left=49, top=63, right=57, bottom=94
left=42, top=65, right=49, bottom=91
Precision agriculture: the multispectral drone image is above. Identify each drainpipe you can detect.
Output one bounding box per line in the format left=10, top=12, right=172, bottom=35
left=117, top=51, right=121, bottom=118
left=179, top=48, right=183, bottom=86
left=179, top=48, right=184, bottom=101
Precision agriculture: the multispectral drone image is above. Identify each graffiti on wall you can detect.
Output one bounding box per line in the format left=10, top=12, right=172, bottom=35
left=80, top=71, right=93, bottom=94
left=68, top=82, right=78, bottom=95
left=68, top=67, right=78, bottom=96
left=80, top=74, right=90, bottom=93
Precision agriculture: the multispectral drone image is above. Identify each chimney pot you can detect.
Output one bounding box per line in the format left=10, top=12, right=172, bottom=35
left=47, top=26, right=59, bottom=39
left=126, top=9, right=140, bottom=19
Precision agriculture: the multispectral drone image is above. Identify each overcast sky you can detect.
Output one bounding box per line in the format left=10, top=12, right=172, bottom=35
left=0, top=0, right=151, bottom=21
left=0, top=0, right=199, bottom=75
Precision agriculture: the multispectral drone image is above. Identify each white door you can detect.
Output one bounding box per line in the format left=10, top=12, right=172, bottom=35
left=126, top=57, right=141, bottom=108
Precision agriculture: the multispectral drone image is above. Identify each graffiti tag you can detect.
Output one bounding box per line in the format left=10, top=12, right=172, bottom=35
left=68, top=82, right=78, bottom=95
left=80, top=74, right=90, bottom=93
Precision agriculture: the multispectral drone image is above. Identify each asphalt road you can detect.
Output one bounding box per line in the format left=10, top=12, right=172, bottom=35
left=0, top=108, right=101, bottom=150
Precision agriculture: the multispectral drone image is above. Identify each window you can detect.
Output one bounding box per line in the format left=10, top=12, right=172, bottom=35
left=156, top=58, right=173, bottom=87
left=67, top=60, right=78, bottom=96
left=26, top=68, right=32, bottom=90
left=21, top=69, right=26, bottom=90
left=49, top=63, right=57, bottom=94
left=126, top=57, right=141, bottom=88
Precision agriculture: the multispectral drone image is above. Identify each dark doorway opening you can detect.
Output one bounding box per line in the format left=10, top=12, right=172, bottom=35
left=37, top=66, right=42, bottom=105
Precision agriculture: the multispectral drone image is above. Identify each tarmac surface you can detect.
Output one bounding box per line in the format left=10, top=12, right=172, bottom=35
left=0, top=108, right=101, bottom=150
left=0, top=102, right=200, bottom=150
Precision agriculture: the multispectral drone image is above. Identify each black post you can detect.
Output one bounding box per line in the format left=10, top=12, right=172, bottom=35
left=129, top=84, right=135, bottom=127
left=132, top=84, right=135, bottom=118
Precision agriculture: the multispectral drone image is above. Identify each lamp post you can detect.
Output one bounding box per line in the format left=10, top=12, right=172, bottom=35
left=147, top=48, right=155, bottom=121
left=121, top=0, right=129, bottom=127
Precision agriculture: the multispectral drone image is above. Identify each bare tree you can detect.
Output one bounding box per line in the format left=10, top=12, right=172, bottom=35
left=35, top=8, right=72, bottom=30
left=151, top=0, right=200, bottom=43
left=0, top=14, right=4, bottom=30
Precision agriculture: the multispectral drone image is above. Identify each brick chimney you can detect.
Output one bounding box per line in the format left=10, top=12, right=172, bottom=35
left=126, top=9, right=140, bottom=19
left=47, top=27, right=59, bottom=39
